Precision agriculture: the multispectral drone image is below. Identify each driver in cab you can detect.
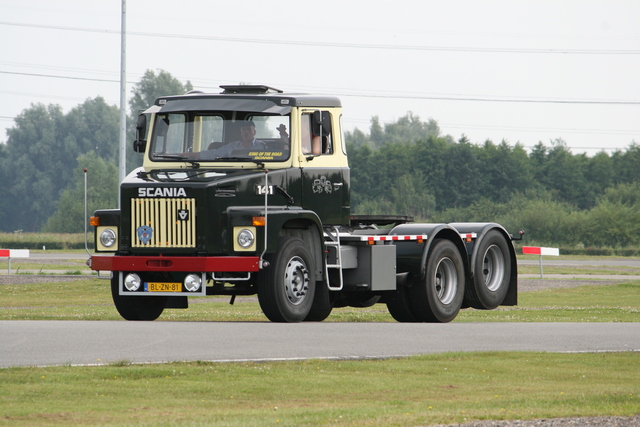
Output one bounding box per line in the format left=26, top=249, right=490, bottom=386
left=213, top=120, right=265, bottom=158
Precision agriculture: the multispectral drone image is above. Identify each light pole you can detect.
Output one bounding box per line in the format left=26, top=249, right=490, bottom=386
left=118, top=0, right=127, bottom=206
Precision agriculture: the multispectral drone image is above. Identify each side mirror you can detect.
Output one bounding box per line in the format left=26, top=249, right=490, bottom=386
left=132, top=114, right=147, bottom=153
left=312, top=111, right=332, bottom=137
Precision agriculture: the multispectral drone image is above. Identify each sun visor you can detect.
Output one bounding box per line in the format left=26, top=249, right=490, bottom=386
left=158, top=98, right=292, bottom=115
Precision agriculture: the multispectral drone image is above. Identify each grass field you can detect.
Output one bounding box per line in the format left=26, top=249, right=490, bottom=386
left=1, top=352, right=638, bottom=426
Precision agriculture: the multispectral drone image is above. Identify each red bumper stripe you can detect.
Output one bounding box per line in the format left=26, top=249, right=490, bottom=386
left=91, top=255, right=260, bottom=272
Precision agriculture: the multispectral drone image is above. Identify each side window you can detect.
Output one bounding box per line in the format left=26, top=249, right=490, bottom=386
left=302, top=111, right=333, bottom=155
left=311, top=111, right=332, bottom=155
left=340, top=114, right=347, bottom=155
left=301, top=114, right=314, bottom=154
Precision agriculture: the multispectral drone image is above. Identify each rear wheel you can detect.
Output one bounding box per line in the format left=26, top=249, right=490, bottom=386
left=110, top=275, right=167, bottom=321
left=410, top=239, right=465, bottom=323
left=258, top=237, right=316, bottom=322
left=386, top=285, right=421, bottom=322
left=466, top=230, right=511, bottom=309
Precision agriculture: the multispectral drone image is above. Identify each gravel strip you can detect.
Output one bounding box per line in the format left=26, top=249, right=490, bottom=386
left=518, top=279, right=623, bottom=292
left=0, top=275, right=87, bottom=285
left=431, top=415, right=640, bottom=427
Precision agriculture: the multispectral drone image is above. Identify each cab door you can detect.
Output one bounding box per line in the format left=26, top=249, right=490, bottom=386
left=299, top=111, right=349, bottom=226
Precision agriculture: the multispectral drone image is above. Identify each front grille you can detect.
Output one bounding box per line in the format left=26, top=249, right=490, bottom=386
left=131, top=198, right=196, bottom=248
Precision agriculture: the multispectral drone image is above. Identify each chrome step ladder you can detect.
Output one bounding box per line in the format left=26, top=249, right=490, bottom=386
left=324, top=226, right=343, bottom=291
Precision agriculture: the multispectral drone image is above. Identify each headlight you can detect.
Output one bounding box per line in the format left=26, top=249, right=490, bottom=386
left=237, top=229, right=255, bottom=248
left=100, top=228, right=117, bottom=247
left=124, top=273, right=141, bottom=291
left=184, top=274, right=202, bottom=292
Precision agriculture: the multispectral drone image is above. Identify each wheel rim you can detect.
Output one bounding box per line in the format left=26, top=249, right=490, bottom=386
left=482, top=245, right=506, bottom=292
left=434, top=257, right=457, bottom=304
left=284, top=256, right=310, bottom=306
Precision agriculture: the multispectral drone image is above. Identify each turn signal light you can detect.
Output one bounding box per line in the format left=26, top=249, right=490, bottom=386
left=252, top=216, right=266, bottom=226
left=90, top=216, right=100, bottom=226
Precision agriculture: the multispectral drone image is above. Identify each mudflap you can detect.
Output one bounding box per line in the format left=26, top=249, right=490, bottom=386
left=165, top=296, right=189, bottom=309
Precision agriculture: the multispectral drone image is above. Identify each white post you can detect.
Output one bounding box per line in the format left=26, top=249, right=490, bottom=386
left=539, top=255, right=543, bottom=279
left=523, top=247, right=559, bottom=279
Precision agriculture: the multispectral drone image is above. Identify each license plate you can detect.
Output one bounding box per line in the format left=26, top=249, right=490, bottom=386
left=146, top=282, right=182, bottom=292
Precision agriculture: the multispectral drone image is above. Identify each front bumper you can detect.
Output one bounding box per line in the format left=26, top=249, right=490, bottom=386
left=90, top=255, right=261, bottom=272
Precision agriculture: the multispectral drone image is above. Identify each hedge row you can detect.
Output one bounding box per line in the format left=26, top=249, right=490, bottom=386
left=0, top=240, right=94, bottom=250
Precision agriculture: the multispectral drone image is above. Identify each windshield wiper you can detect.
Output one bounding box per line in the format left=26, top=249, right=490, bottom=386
left=153, top=154, right=200, bottom=168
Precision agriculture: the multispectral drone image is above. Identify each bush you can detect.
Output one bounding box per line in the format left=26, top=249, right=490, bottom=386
left=0, top=233, right=93, bottom=250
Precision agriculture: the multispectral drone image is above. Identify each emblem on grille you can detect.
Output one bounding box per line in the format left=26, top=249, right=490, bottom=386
left=137, top=225, right=153, bottom=244
left=177, top=209, right=189, bottom=221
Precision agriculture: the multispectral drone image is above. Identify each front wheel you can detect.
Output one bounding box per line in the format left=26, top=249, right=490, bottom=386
left=110, top=275, right=167, bottom=321
left=304, top=281, right=333, bottom=322
left=410, top=239, right=465, bottom=323
left=258, top=237, right=316, bottom=322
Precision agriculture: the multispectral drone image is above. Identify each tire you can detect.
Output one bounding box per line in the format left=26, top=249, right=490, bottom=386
left=410, top=239, right=465, bottom=323
left=386, top=285, right=421, bottom=322
left=304, top=281, right=333, bottom=321
left=258, top=237, right=316, bottom=322
left=110, top=274, right=167, bottom=321
left=466, top=230, right=511, bottom=310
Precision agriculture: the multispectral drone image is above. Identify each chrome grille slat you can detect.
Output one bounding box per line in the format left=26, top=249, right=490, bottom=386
left=131, top=198, right=196, bottom=248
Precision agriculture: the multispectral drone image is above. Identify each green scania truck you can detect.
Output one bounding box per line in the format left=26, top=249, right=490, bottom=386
left=89, top=85, right=520, bottom=322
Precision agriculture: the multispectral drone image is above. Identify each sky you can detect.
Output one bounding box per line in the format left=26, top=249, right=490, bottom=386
left=1, top=0, right=639, bottom=156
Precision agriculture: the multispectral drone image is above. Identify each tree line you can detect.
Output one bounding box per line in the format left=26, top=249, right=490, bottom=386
left=0, top=70, right=192, bottom=233
left=1, top=71, right=638, bottom=249
left=346, top=118, right=640, bottom=248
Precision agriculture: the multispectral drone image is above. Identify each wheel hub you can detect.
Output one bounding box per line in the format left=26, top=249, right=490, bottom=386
left=284, top=256, right=309, bottom=305
left=434, top=257, right=457, bottom=304
left=483, top=245, right=506, bottom=292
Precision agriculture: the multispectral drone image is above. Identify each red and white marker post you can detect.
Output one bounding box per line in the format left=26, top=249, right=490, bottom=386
left=522, top=246, right=559, bottom=279
left=0, top=249, right=30, bottom=275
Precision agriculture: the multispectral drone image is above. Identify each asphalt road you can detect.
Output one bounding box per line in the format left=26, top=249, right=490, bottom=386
left=1, top=321, right=638, bottom=368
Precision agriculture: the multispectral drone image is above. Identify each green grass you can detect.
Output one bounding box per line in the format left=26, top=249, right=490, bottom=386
left=457, top=282, right=640, bottom=322
left=1, top=279, right=639, bottom=322
left=0, top=352, right=638, bottom=426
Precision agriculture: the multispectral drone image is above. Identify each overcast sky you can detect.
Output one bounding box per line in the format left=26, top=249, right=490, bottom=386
left=1, top=0, right=638, bottom=155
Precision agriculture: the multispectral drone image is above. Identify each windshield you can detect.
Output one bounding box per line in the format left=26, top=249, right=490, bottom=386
left=149, top=112, right=290, bottom=163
